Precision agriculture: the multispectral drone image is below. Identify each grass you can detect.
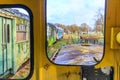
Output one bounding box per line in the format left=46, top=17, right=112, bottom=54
left=47, top=39, right=67, bottom=58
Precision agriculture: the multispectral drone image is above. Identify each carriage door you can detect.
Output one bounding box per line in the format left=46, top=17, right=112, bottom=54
left=0, top=17, right=13, bottom=75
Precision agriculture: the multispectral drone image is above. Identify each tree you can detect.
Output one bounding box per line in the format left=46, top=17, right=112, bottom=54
left=94, top=9, right=104, bottom=33
left=55, top=23, right=68, bottom=34
left=80, top=23, right=90, bottom=33
left=68, top=24, right=80, bottom=34
left=55, top=23, right=81, bottom=34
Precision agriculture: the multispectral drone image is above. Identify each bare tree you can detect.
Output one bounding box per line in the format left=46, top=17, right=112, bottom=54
left=94, top=8, right=104, bottom=33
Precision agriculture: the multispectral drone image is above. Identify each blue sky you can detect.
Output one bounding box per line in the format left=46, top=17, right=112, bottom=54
left=47, top=0, right=105, bottom=28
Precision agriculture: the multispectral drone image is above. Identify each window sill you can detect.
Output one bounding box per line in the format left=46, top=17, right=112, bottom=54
left=16, top=40, right=29, bottom=43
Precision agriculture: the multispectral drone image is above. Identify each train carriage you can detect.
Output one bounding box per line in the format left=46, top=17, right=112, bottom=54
left=47, top=23, right=57, bottom=46
left=47, top=23, right=63, bottom=46
left=1, top=0, right=120, bottom=80
left=56, top=27, right=63, bottom=40
left=0, top=8, right=30, bottom=77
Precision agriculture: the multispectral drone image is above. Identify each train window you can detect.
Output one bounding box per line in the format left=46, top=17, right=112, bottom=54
left=46, top=0, right=106, bottom=65
left=16, top=19, right=29, bottom=42
left=0, top=5, right=33, bottom=80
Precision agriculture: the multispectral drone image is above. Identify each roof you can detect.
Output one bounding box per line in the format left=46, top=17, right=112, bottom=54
left=47, top=23, right=63, bottom=30
left=0, top=8, right=29, bottom=20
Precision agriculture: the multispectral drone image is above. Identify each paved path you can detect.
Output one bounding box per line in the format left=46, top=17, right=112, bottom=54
left=54, top=44, right=103, bottom=65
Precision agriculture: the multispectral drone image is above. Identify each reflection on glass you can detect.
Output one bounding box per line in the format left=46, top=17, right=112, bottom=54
left=0, top=8, right=30, bottom=79
left=47, top=0, right=105, bottom=65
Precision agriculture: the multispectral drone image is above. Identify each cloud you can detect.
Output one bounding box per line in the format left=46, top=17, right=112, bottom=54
left=47, top=0, right=105, bottom=27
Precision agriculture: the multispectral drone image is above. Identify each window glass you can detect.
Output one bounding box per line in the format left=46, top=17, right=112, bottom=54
left=0, top=6, right=33, bottom=79
left=47, top=0, right=106, bottom=65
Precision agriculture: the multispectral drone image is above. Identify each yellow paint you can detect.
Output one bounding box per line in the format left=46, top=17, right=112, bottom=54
left=110, top=27, right=120, bottom=49
left=0, top=0, right=120, bottom=80
left=116, top=32, right=120, bottom=44
left=95, top=0, right=120, bottom=80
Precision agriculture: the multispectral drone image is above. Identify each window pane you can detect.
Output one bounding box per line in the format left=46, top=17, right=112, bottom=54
left=47, top=0, right=106, bottom=65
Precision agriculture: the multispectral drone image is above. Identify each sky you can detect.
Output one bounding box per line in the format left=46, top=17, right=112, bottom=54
left=47, top=0, right=105, bottom=28
left=13, top=8, right=29, bottom=15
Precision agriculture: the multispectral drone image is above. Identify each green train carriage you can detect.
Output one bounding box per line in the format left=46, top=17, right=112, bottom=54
left=0, top=8, right=30, bottom=77
left=47, top=23, right=57, bottom=46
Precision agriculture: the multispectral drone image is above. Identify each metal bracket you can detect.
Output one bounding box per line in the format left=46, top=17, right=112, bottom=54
left=111, top=27, right=120, bottom=49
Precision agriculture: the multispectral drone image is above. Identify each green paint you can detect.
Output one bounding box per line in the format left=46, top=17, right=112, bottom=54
left=18, top=43, right=21, bottom=53
left=0, top=9, right=30, bottom=78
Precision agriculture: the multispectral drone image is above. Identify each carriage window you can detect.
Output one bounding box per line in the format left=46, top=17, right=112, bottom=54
left=0, top=6, right=33, bottom=80
left=16, top=25, right=27, bottom=42
left=16, top=19, right=29, bottom=42
left=47, top=0, right=106, bottom=65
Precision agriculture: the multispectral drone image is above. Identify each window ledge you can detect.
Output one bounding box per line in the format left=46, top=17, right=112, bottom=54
left=16, top=40, right=29, bottom=43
